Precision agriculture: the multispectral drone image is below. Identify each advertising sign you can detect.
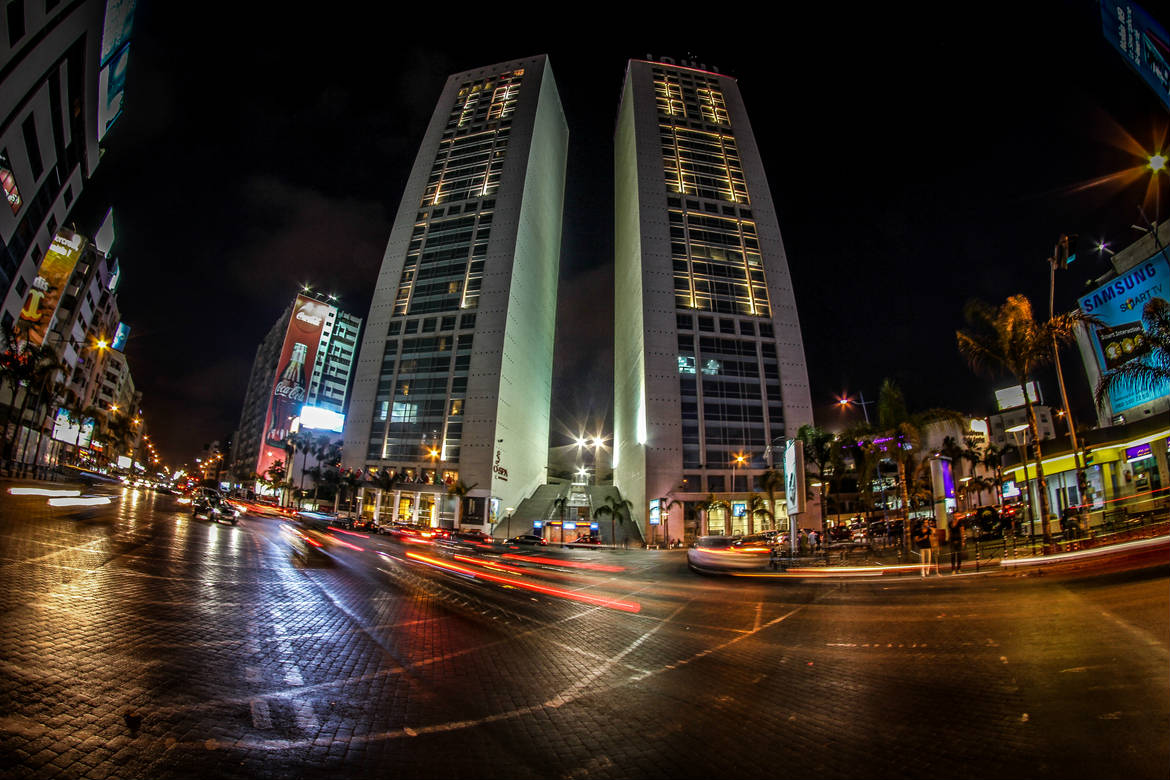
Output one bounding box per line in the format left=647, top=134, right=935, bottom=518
left=784, top=439, right=806, bottom=516
left=1078, top=255, right=1170, bottom=413
left=1, top=149, right=22, bottom=215
left=98, top=43, right=130, bottom=140
left=51, top=408, right=95, bottom=447
left=111, top=322, right=130, bottom=351
left=255, top=295, right=335, bottom=477
left=19, top=229, right=87, bottom=346
left=731, top=501, right=746, bottom=518
left=994, top=382, right=1042, bottom=411
left=1100, top=0, right=1170, bottom=111
left=299, top=405, right=344, bottom=433
left=649, top=498, right=661, bottom=525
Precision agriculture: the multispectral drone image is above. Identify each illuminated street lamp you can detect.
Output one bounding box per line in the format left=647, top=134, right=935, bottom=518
left=837, top=392, right=873, bottom=425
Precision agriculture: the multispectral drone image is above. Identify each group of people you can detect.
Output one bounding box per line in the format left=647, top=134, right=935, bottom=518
left=913, top=515, right=966, bottom=576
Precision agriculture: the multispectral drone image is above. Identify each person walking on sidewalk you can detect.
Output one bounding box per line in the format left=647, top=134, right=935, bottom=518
left=914, top=520, right=933, bottom=577
left=948, top=514, right=965, bottom=573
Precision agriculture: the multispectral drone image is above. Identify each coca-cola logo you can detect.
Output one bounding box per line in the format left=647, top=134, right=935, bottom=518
left=296, top=309, right=322, bottom=327
left=274, top=382, right=305, bottom=402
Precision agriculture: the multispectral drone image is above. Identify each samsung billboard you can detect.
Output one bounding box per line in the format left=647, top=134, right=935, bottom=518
left=1077, top=254, right=1170, bottom=413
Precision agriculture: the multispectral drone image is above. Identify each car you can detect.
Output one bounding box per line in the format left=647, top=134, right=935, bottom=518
left=283, top=517, right=334, bottom=563
left=192, top=493, right=239, bottom=525
left=569, top=535, right=602, bottom=545
left=452, top=530, right=494, bottom=544
left=504, top=534, right=547, bottom=546
left=687, top=535, right=771, bottom=572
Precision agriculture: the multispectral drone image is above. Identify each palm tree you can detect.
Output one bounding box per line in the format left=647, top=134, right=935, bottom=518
left=551, top=494, right=568, bottom=542
left=747, top=493, right=772, bottom=534
left=871, top=379, right=964, bottom=547
left=1094, top=297, right=1170, bottom=410
left=797, top=424, right=840, bottom=539
left=447, top=479, right=479, bottom=527
left=593, top=493, right=633, bottom=547
left=758, top=469, right=785, bottom=531
left=957, top=295, right=1093, bottom=543
left=699, top=493, right=729, bottom=536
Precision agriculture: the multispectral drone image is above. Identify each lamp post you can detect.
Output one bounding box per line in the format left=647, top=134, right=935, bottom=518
left=1006, top=423, right=1036, bottom=555
left=837, top=391, right=874, bottom=425
left=733, top=452, right=747, bottom=535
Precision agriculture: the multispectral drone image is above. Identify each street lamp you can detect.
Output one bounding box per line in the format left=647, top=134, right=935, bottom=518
left=837, top=391, right=874, bottom=425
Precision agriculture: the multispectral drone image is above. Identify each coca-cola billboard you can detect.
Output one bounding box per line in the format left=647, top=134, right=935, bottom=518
left=256, top=295, right=335, bottom=479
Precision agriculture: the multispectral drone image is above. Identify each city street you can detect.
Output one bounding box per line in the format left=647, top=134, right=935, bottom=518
left=1, top=484, right=1167, bottom=779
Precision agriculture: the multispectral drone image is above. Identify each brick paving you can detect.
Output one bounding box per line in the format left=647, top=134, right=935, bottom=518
left=0, top=481, right=1167, bottom=778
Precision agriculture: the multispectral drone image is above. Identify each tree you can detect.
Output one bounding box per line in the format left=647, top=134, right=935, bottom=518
left=758, top=469, right=785, bottom=531
left=796, top=424, right=840, bottom=540
left=446, top=479, right=478, bottom=527
left=747, top=493, right=772, bottom=534
left=593, top=493, right=633, bottom=547
left=698, top=493, right=729, bottom=537
left=552, top=494, right=568, bottom=542
left=871, top=379, right=964, bottom=547
left=957, top=295, right=1093, bottom=543
left=1095, top=297, right=1170, bottom=410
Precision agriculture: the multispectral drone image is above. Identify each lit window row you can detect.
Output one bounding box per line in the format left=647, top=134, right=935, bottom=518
left=668, top=210, right=770, bottom=316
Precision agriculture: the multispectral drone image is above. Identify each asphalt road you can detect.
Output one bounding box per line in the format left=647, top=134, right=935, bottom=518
left=1, top=483, right=1167, bottom=779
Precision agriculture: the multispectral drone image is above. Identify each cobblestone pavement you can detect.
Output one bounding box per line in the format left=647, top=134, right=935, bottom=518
left=1, top=483, right=1167, bottom=779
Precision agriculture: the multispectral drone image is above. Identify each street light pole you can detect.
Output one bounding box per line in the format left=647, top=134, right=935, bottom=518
left=1048, top=235, right=1087, bottom=525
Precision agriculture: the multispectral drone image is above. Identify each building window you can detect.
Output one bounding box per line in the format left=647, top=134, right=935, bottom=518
left=22, top=114, right=42, bottom=180
left=1, top=148, right=23, bottom=215
left=6, top=0, right=25, bottom=47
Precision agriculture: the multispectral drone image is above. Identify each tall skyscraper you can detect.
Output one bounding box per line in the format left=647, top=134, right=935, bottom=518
left=232, top=293, right=362, bottom=487
left=343, top=55, right=567, bottom=531
left=614, top=57, right=813, bottom=540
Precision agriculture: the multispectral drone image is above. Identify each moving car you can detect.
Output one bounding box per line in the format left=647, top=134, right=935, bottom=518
left=687, top=535, right=771, bottom=572
left=504, top=534, right=546, bottom=546
left=192, top=493, right=239, bottom=525
left=569, top=535, right=602, bottom=545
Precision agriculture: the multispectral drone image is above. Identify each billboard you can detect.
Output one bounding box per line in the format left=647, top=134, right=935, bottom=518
left=98, top=43, right=130, bottom=140
left=255, top=295, right=335, bottom=478
left=299, top=404, right=344, bottom=433
left=1078, top=255, right=1170, bottom=413
left=111, top=322, right=130, bottom=351
left=19, top=229, right=87, bottom=346
left=784, top=439, right=806, bottom=516
left=994, top=381, right=1041, bottom=411
left=1100, top=0, right=1170, bottom=111
left=1, top=149, right=22, bottom=215
left=51, top=408, right=95, bottom=447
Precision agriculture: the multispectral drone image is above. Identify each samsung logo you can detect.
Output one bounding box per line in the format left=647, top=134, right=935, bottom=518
left=1081, top=262, right=1161, bottom=313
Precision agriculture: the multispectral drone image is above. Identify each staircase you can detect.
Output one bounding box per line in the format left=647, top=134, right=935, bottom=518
left=494, top=483, right=565, bottom=538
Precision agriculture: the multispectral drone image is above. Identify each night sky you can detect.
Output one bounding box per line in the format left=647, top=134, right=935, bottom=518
left=71, top=3, right=1167, bottom=466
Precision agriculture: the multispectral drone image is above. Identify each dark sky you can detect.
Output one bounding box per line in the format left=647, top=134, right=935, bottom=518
left=73, top=3, right=1168, bottom=467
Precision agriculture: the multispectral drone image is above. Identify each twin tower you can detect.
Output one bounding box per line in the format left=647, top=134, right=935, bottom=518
left=342, top=55, right=811, bottom=538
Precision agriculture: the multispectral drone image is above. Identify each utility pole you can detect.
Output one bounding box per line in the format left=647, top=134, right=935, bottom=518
left=1048, top=234, right=1088, bottom=528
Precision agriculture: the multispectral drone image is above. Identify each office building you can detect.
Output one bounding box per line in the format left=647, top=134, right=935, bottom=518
left=613, top=57, right=813, bottom=540
left=231, top=293, right=362, bottom=486
left=1, top=0, right=136, bottom=341
left=343, top=55, right=567, bottom=530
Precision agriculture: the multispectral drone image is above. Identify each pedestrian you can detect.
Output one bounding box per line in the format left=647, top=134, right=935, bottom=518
left=798, top=528, right=809, bottom=556
left=929, top=521, right=942, bottom=575
left=914, top=520, right=932, bottom=577
left=948, top=515, right=965, bottom=573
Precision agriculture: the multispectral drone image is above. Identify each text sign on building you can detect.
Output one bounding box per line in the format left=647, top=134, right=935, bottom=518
left=784, top=439, right=805, bottom=516
left=1099, top=0, right=1170, bottom=111
left=19, top=229, right=87, bottom=346
left=1077, top=255, right=1170, bottom=413
left=256, top=295, right=336, bottom=478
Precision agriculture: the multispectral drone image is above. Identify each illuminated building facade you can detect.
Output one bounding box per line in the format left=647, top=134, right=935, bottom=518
left=614, top=58, right=812, bottom=540
left=343, top=55, right=567, bottom=530
left=0, top=0, right=135, bottom=345
left=231, top=294, right=362, bottom=486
